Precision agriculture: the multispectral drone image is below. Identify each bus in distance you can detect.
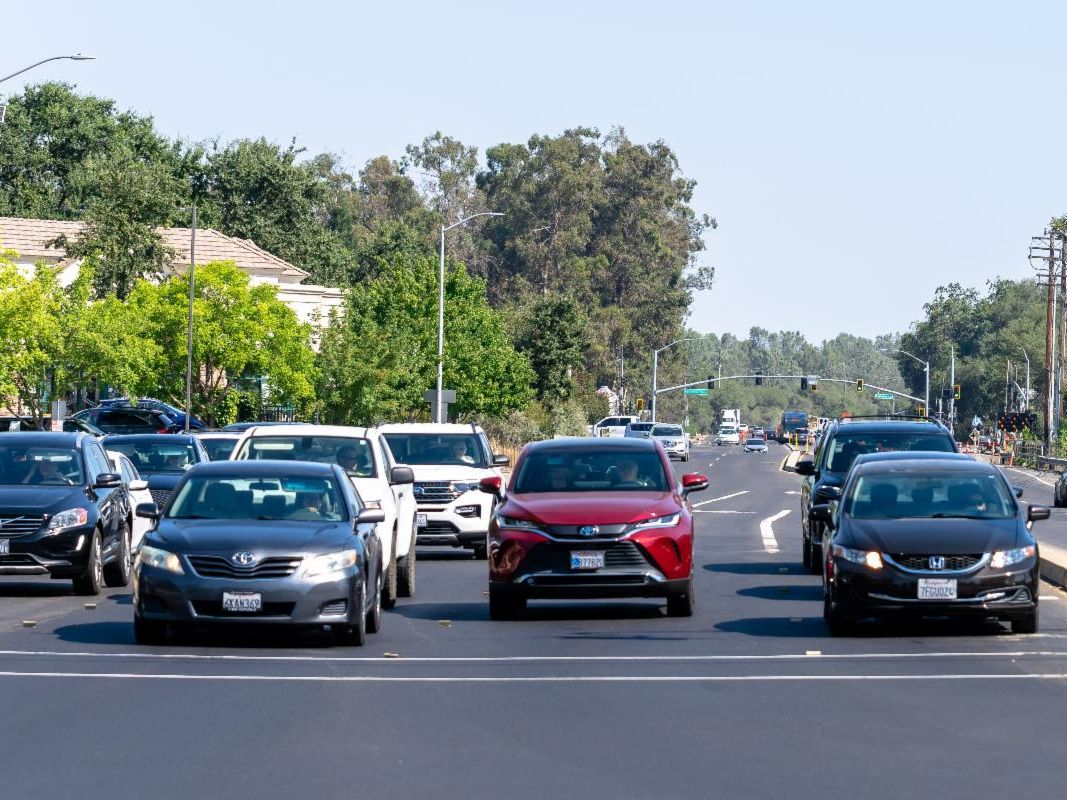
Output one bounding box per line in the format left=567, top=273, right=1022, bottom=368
left=777, top=410, right=808, bottom=443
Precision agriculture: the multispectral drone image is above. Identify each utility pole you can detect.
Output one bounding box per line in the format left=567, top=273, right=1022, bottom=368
left=1030, top=229, right=1063, bottom=449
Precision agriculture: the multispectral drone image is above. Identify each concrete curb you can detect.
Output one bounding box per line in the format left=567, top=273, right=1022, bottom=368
left=780, top=450, right=801, bottom=473
left=1040, top=542, right=1067, bottom=591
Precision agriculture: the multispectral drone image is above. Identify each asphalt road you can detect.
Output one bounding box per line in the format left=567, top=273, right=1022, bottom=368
left=2, top=444, right=1067, bottom=799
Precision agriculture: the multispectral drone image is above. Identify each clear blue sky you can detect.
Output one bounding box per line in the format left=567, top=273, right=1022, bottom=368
left=3, top=0, right=1065, bottom=344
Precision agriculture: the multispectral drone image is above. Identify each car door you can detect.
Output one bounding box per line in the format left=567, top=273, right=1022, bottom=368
left=377, top=435, right=415, bottom=556
left=84, top=441, right=121, bottom=551
left=348, top=440, right=398, bottom=568
left=111, top=453, right=152, bottom=549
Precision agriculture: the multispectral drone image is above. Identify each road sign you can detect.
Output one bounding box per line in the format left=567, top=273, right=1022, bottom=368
left=683, top=388, right=709, bottom=396
left=873, top=392, right=894, bottom=400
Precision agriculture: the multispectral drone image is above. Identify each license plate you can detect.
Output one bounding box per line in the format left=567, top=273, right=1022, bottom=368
left=222, top=591, right=262, bottom=612
left=416, top=513, right=428, bottom=528
left=918, top=578, right=957, bottom=600
left=0, top=539, right=7, bottom=555
left=570, top=550, right=605, bottom=571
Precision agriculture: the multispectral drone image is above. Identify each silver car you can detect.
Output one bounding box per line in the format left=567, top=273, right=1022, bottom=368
left=651, top=423, right=690, bottom=461
left=743, top=436, right=768, bottom=454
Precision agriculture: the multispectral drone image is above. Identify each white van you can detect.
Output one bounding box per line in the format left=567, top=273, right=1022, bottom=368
left=593, top=415, right=637, bottom=438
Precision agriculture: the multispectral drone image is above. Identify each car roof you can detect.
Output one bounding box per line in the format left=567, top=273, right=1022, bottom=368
left=194, top=431, right=241, bottom=439
left=187, top=459, right=340, bottom=477
left=241, top=424, right=371, bottom=437
left=0, top=431, right=85, bottom=446
left=102, top=434, right=200, bottom=444
left=830, top=419, right=951, bottom=434
left=852, top=458, right=996, bottom=477
left=852, top=451, right=973, bottom=465
left=376, top=423, right=484, bottom=434
left=524, top=437, right=658, bottom=453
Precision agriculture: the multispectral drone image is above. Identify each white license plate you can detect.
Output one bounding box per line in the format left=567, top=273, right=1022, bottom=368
left=918, top=578, right=957, bottom=600
left=0, top=539, right=8, bottom=555
left=570, top=551, right=605, bottom=571
left=416, top=513, right=428, bottom=528
left=222, top=591, right=262, bottom=612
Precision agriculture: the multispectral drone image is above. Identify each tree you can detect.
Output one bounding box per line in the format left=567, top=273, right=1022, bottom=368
left=123, top=261, right=317, bottom=426
left=515, top=295, right=588, bottom=403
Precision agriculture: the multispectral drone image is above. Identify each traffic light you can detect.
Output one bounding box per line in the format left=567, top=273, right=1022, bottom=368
left=755, top=370, right=763, bottom=386
left=707, top=374, right=714, bottom=388
left=809, top=375, right=819, bottom=392
left=953, top=384, right=961, bottom=401
left=856, top=379, right=864, bottom=392
left=917, top=403, right=927, bottom=418
left=800, top=376, right=808, bottom=391
left=636, top=398, right=644, bottom=411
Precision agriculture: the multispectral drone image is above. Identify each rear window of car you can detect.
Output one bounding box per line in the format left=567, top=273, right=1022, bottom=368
left=823, top=430, right=955, bottom=473
left=652, top=426, right=684, bottom=436
left=233, top=435, right=376, bottom=478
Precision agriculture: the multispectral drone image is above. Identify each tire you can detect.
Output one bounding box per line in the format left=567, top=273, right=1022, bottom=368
left=133, top=614, right=167, bottom=645
left=381, top=531, right=399, bottom=610
left=808, top=542, right=823, bottom=575
left=398, top=531, right=417, bottom=597
left=1011, top=607, right=1038, bottom=634
left=337, top=581, right=368, bottom=646
left=666, top=577, right=695, bottom=617
left=72, top=530, right=103, bottom=596
left=471, top=539, right=488, bottom=560
left=103, top=521, right=131, bottom=588
left=366, top=561, right=383, bottom=634
left=802, top=532, right=812, bottom=570
left=488, top=585, right=524, bottom=620
left=683, top=452, right=690, bottom=462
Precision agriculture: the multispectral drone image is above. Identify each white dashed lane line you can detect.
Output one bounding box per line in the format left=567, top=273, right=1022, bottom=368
left=692, top=490, right=749, bottom=508
left=760, top=510, right=791, bottom=554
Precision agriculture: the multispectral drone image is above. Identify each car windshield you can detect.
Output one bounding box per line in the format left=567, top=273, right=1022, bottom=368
left=846, top=470, right=1014, bottom=520
left=107, top=441, right=198, bottom=473
left=652, top=426, right=684, bottom=436
left=823, top=430, right=955, bottom=473
left=381, top=434, right=488, bottom=468
left=168, top=475, right=348, bottom=521
left=513, top=449, right=669, bottom=493
left=201, top=437, right=239, bottom=461
left=0, top=445, right=84, bottom=486
left=234, top=435, right=377, bottom=478
left=748, top=438, right=766, bottom=445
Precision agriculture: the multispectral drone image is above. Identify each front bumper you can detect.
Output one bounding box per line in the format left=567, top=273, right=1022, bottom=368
left=134, top=564, right=363, bottom=627
left=415, top=491, right=492, bottom=548
left=830, top=558, right=1039, bottom=620
left=0, top=524, right=95, bottom=578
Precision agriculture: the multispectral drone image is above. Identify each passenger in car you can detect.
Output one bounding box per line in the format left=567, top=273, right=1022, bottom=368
left=868, top=483, right=899, bottom=517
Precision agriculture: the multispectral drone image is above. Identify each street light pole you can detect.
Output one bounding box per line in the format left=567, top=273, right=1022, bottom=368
left=184, top=205, right=196, bottom=433
left=436, top=211, right=502, bottom=423
left=0, top=54, right=94, bottom=85
left=881, top=348, right=929, bottom=416
left=651, top=337, right=701, bottom=422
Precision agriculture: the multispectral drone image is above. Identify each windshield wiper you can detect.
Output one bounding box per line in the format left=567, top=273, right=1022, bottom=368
left=929, top=513, right=988, bottom=520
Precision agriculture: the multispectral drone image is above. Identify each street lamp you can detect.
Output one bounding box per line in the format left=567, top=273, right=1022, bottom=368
left=0, top=54, right=94, bottom=85
left=880, top=348, right=929, bottom=415
left=184, top=206, right=197, bottom=432
left=436, top=212, right=502, bottom=423
left=652, top=337, right=701, bottom=422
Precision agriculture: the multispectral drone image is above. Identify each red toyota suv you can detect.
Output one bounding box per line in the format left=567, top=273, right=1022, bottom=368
left=480, top=438, right=708, bottom=619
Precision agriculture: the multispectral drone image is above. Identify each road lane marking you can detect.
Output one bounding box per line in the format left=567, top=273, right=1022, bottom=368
left=694, top=510, right=756, bottom=514
left=1, top=671, right=1067, bottom=683
left=693, top=491, right=749, bottom=507
left=1006, top=468, right=1054, bottom=487
left=760, top=509, right=790, bottom=553
left=784, top=490, right=800, bottom=495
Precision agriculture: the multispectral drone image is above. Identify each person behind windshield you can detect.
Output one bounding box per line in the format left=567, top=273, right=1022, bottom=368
left=163, top=452, right=186, bottom=471
left=614, top=459, right=645, bottom=487
left=22, top=458, right=73, bottom=485
left=450, top=439, right=476, bottom=465
left=336, top=445, right=371, bottom=476
left=949, top=482, right=988, bottom=515
left=289, top=491, right=324, bottom=520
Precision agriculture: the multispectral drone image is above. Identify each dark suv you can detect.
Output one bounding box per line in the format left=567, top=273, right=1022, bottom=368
left=74, top=407, right=182, bottom=435
left=0, top=432, right=132, bottom=594
left=795, top=418, right=957, bottom=574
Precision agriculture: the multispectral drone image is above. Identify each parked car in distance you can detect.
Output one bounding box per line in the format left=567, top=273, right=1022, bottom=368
left=132, top=460, right=385, bottom=646
left=483, top=437, right=708, bottom=619
left=0, top=416, right=105, bottom=435
left=743, top=437, right=768, bottom=453
left=102, top=434, right=209, bottom=510
left=819, top=457, right=1044, bottom=634
left=0, top=432, right=132, bottom=595
left=650, top=423, right=689, bottom=461
left=107, top=450, right=153, bottom=552
left=99, top=397, right=205, bottom=430
left=74, top=407, right=182, bottom=435
left=196, top=431, right=242, bottom=461
left=624, top=422, right=656, bottom=439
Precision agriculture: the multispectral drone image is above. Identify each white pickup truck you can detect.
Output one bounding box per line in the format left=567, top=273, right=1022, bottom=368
left=378, top=423, right=510, bottom=559
left=230, top=424, right=418, bottom=606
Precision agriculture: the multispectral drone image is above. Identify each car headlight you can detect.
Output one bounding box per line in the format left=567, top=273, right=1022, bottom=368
left=990, top=545, right=1036, bottom=569
left=832, top=544, right=883, bottom=570
left=451, top=481, right=478, bottom=493
left=499, top=516, right=539, bottom=529
left=303, top=549, right=359, bottom=577
left=138, top=545, right=185, bottom=575
left=48, top=507, right=89, bottom=531
left=634, top=513, right=681, bottom=529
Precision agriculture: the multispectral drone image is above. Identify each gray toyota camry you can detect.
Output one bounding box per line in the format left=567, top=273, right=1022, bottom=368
left=132, top=460, right=384, bottom=646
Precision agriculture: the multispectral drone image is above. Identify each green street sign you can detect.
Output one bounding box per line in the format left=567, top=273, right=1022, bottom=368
left=683, top=388, right=709, bottom=395
left=874, top=392, right=894, bottom=400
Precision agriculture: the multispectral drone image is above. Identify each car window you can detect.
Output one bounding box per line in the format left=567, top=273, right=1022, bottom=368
left=513, top=450, right=669, bottom=493
left=380, top=433, right=488, bottom=468
left=233, top=435, right=377, bottom=478
left=847, top=470, right=1014, bottom=520
left=823, top=430, right=955, bottom=473
left=652, top=426, right=684, bottom=436
left=168, top=474, right=348, bottom=521
left=107, top=441, right=198, bottom=473
left=84, top=443, right=111, bottom=480
left=201, top=437, right=239, bottom=461
left=0, top=445, right=85, bottom=485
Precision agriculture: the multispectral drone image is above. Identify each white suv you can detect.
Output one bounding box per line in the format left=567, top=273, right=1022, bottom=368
left=378, top=423, right=510, bottom=559
left=230, top=425, right=418, bottom=606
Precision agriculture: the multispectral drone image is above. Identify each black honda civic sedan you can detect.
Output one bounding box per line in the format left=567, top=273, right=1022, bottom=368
left=818, top=458, right=1046, bottom=634
left=132, top=460, right=384, bottom=646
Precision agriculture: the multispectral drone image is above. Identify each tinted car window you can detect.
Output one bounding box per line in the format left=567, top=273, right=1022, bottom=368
left=201, top=438, right=239, bottom=461
left=823, top=430, right=955, bottom=474
left=0, top=445, right=86, bottom=485
left=514, top=450, right=669, bottom=493
left=652, top=426, right=684, bottom=436
left=381, top=434, right=487, bottom=468
left=168, top=474, right=348, bottom=521
left=847, top=470, right=1014, bottom=520
left=107, top=441, right=198, bottom=473
left=234, top=436, right=377, bottom=478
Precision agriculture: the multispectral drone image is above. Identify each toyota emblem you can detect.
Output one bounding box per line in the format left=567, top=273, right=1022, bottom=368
left=928, top=556, right=946, bottom=570
left=579, top=525, right=599, bottom=537
left=231, top=551, right=257, bottom=567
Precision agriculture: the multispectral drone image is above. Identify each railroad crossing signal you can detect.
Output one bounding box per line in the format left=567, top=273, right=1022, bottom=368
left=856, top=379, right=864, bottom=392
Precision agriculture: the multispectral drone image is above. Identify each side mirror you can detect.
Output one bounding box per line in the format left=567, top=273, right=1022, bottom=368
left=815, top=485, right=841, bottom=501
left=94, top=472, right=122, bottom=489
left=681, top=473, right=709, bottom=495
left=811, top=503, right=833, bottom=524
left=794, top=458, right=816, bottom=477
left=492, top=454, right=511, bottom=467
left=357, top=509, right=386, bottom=525
left=1028, top=505, right=1051, bottom=522
left=128, top=479, right=149, bottom=492
left=1012, top=486, right=1024, bottom=499
left=136, top=502, right=161, bottom=520
left=389, top=466, right=415, bottom=485
left=479, top=475, right=503, bottom=496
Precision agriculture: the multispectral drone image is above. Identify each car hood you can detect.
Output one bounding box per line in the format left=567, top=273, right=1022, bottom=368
left=503, top=492, right=679, bottom=525
left=0, top=484, right=89, bottom=515
left=406, top=465, right=495, bottom=481
left=150, top=519, right=351, bottom=553
left=846, top=517, right=1022, bottom=554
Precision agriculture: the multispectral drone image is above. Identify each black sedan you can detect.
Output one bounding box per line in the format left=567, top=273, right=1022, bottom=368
left=133, top=460, right=385, bottom=645
left=818, top=458, right=1045, bottom=634
left=0, top=432, right=132, bottom=594
left=102, top=434, right=209, bottom=509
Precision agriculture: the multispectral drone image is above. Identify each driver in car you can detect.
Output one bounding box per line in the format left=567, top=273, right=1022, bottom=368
left=22, top=458, right=73, bottom=485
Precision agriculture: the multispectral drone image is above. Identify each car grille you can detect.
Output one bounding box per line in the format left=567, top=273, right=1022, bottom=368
left=414, top=481, right=460, bottom=505
left=149, top=488, right=172, bottom=507
left=420, top=519, right=460, bottom=534
left=0, top=515, right=45, bottom=537
left=542, top=523, right=629, bottom=540
left=891, top=554, right=984, bottom=571
left=191, top=600, right=296, bottom=618
left=520, top=541, right=652, bottom=573
left=187, top=555, right=302, bottom=579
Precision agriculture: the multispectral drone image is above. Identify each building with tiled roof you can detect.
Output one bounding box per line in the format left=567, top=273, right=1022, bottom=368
left=0, top=217, right=344, bottom=339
